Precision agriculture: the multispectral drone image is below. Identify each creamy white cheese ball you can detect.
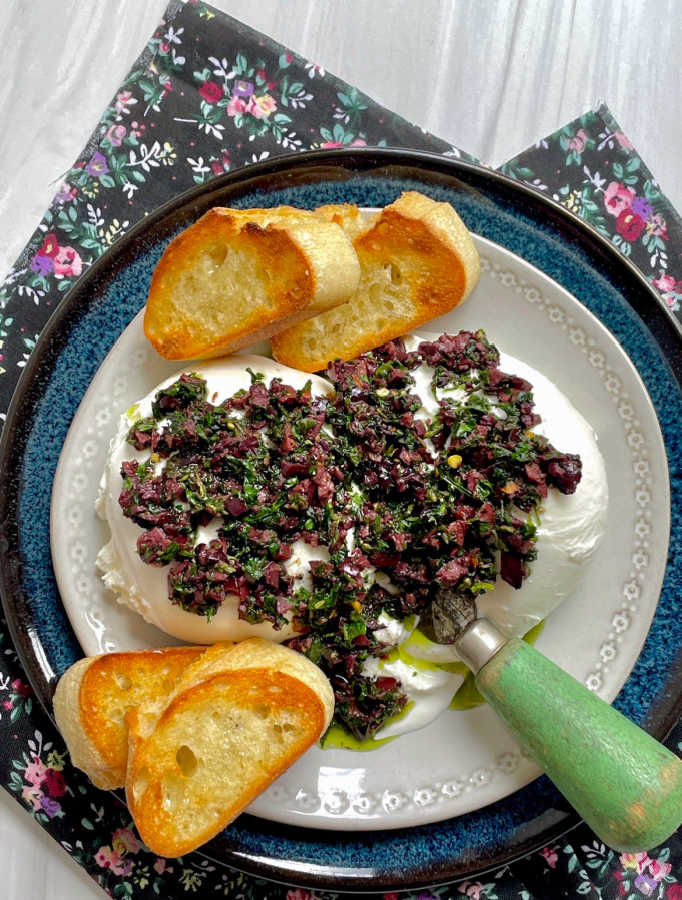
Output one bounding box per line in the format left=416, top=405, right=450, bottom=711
left=96, top=355, right=333, bottom=643
left=382, top=335, right=609, bottom=674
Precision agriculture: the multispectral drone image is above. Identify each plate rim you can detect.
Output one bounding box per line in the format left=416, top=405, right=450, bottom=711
left=1, top=147, right=680, bottom=891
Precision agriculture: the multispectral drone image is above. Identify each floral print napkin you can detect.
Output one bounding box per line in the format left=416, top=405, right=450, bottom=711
left=500, top=107, right=682, bottom=319
left=0, top=2, right=680, bottom=898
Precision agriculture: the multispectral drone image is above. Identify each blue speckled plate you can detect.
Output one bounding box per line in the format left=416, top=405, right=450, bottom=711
left=1, top=149, right=680, bottom=891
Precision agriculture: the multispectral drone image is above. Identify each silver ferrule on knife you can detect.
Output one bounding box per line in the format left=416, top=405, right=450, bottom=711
left=454, top=618, right=509, bottom=675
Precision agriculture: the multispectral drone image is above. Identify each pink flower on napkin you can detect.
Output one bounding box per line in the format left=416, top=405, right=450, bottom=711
left=653, top=272, right=676, bottom=293
left=24, top=755, right=47, bottom=787
left=53, top=246, right=83, bottom=278
left=654, top=273, right=682, bottom=311
left=614, top=131, right=634, bottom=150
left=567, top=128, right=588, bottom=153
left=153, top=857, right=173, bottom=874
left=226, top=95, right=248, bottom=117
left=104, top=124, right=127, bottom=147
left=112, top=827, right=141, bottom=856
left=321, top=137, right=367, bottom=149
left=604, top=181, right=635, bottom=217
left=21, top=784, right=43, bottom=811
left=94, top=845, right=132, bottom=876
left=129, top=120, right=145, bottom=139
left=114, top=90, right=136, bottom=117
left=647, top=857, right=672, bottom=880
left=540, top=846, right=558, bottom=868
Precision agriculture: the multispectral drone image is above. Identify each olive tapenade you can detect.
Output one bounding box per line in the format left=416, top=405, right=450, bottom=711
left=120, top=331, right=581, bottom=739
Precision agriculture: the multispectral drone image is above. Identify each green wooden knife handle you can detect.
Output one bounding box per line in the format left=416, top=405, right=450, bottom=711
left=474, top=637, right=682, bottom=852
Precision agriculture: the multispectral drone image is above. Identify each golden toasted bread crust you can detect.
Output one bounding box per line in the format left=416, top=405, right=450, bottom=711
left=53, top=647, right=205, bottom=790
left=79, top=647, right=205, bottom=775
left=144, top=206, right=360, bottom=361
left=126, top=668, right=327, bottom=857
left=271, top=191, right=481, bottom=372
left=144, top=210, right=313, bottom=359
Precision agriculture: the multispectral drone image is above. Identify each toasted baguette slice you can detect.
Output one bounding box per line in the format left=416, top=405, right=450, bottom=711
left=144, top=206, right=361, bottom=360
left=126, top=639, right=334, bottom=857
left=271, top=191, right=481, bottom=371
left=313, top=203, right=377, bottom=241
left=52, top=646, right=205, bottom=789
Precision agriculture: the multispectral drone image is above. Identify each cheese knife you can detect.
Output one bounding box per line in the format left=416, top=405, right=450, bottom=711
left=420, top=587, right=682, bottom=852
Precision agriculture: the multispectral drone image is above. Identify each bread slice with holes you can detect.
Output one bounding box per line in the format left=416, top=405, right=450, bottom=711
left=125, top=638, right=334, bottom=857
left=271, top=191, right=481, bottom=371
left=143, top=206, right=361, bottom=360
left=52, top=646, right=206, bottom=790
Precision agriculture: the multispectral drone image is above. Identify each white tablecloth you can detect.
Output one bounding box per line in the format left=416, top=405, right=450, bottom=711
left=0, top=1, right=679, bottom=895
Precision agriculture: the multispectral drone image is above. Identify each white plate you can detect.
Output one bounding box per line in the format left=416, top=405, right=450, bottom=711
left=51, top=234, right=668, bottom=830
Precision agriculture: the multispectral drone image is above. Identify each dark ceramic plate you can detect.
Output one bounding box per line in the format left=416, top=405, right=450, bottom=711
left=1, top=149, right=681, bottom=892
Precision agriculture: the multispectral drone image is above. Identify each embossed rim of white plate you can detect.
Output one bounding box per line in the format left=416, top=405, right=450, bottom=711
left=50, top=233, right=669, bottom=831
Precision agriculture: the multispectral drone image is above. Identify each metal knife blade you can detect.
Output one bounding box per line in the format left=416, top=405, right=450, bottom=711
left=420, top=587, right=509, bottom=674
left=419, top=587, right=478, bottom=644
